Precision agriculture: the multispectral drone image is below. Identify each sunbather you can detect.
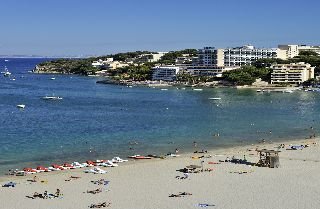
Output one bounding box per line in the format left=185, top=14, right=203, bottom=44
left=89, top=202, right=111, bottom=208
left=87, top=188, right=102, bottom=194
left=55, top=189, right=61, bottom=197
left=169, top=194, right=181, bottom=197
left=179, top=192, right=192, bottom=195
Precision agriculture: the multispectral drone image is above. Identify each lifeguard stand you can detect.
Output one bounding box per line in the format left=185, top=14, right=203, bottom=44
left=256, top=149, right=280, bottom=168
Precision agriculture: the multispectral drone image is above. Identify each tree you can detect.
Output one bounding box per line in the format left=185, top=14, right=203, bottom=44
left=299, top=51, right=318, bottom=56
left=223, top=65, right=271, bottom=85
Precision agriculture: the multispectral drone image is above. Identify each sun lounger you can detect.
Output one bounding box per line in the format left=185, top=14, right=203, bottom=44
left=84, top=167, right=107, bottom=174
left=111, top=157, right=128, bottom=163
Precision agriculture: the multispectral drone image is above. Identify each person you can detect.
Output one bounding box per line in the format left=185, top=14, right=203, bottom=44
left=43, top=191, right=48, bottom=199
left=55, top=189, right=60, bottom=197
left=193, top=141, right=197, bottom=147
left=32, top=176, right=38, bottom=182
left=32, top=192, right=40, bottom=199
left=175, top=148, right=179, bottom=153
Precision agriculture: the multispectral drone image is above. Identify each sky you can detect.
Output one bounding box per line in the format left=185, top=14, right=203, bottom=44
left=0, top=0, right=319, bottom=56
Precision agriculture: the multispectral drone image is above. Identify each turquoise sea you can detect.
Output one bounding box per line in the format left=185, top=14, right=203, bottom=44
left=0, top=58, right=319, bottom=174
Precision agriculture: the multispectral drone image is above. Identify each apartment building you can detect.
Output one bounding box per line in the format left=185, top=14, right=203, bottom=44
left=197, top=47, right=224, bottom=67
left=151, top=66, right=180, bottom=81
left=278, top=44, right=320, bottom=58
left=186, top=66, right=239, bottom=77
left=271, top=62, right=314, bottom=85
left=224, top=45, right=286, bottom=66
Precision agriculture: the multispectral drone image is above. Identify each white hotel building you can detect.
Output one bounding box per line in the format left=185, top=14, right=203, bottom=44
left=151, top=66, right=180, bottom=81
left=223, top=45, right=286, bottom=66
left=197, top=45, right=287, bottom=68
left=271, top=62, right=314, bottom=85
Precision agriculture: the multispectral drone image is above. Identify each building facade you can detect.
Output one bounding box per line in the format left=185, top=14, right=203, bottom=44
left=197, top=47, right=224, bottom=67
left=278, top=44, right=320, bottom=58
left=271, top=62, right=314, bottom=85
left=224, top=45, right=286, bottom=67
left=186, top=66, right=239, bottom=77
left=152, top=66, right=180, bottom=81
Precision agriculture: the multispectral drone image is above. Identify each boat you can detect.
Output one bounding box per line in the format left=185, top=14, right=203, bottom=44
left=16, top=104, right=25, bottom=109
left=1, top=66, right=11, bottom=77
left=256, top=89, right=262, bottom=92
left=42, top=96, right=63, bottom=100
left=208, top=97, right=221, bottom=100
left=50, top=77, right=56, bottom=80
left=4, top=59, right=9, bottom=62
left=193, top=88, right=203, bottom=91
left=160, top=89, right=168, bottom=91
left=283, top=90, right=293, bottom=93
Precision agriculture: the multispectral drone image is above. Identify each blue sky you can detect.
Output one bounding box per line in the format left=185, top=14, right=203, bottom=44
left=0, top=0, right=319, bottom=56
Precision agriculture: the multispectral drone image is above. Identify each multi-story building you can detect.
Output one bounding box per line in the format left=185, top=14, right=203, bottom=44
left=92, top=58, right=114, bottom=67
left=197, top=47, right=224, bottom=67
left=186, top=66, right=239, bottom=77
left=278, top=45, right=299, bottom=59
left=151, top=66, right=180, bottom=81
left=278, top=44, right=320, bottom=58
left=137, top=52, right=167, bottom=63
left=271, top=62, right=314, bottom=85
left=296, top=45, right=320, bottom=55
left=224, top=45, right=286, bottom=66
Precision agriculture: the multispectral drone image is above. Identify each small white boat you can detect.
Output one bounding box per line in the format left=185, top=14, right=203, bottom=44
left=193, top=88, right=203, bottom=91
left=283, top=90, right=293, bottom=93
left=256, top=89, right=262, bottom=92
left=42, top=96, right=63, bottom=100
left=208, top=97, right=221, bottom=100
left=17, top=104, right=25, bottom=109
left=160, top=89, right=168, bottom=91
left=50, top=77, right=56, bottom=80
left=1, top=66, right=11, bottom=76
left=4, top=59, right=9, bottom=62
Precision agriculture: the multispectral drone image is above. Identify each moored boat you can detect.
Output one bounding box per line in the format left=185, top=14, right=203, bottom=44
left=42, top=96, right=63, bottom=100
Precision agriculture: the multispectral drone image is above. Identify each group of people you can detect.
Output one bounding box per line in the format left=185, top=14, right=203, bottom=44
left=30, top=189, right=62, bottom=199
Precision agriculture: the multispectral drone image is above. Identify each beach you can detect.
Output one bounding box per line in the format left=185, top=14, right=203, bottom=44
left=1, top=138, right=319, bottom=209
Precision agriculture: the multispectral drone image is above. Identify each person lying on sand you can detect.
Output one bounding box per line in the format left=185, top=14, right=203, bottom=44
left=89, top=202, right=111, bottom=208
left=87, top=188, right=102, bottom=194
left=169, top=194, right=182, bottom=197
left=65, top=176, right=81, bottom=181
left=179, top=192, right=192, bottom=196
left=32, top=192, right=43, bottom=199
left=169, top=192, right=192, bottom=197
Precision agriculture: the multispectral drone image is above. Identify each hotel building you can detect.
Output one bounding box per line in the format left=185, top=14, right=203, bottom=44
left=151, top=66, right=180, bottom=81
left=278, top=44, right=320, bottom=58
left=271, top=62, right=314, bottom=85
left=223, top=45, right=286, bottom=66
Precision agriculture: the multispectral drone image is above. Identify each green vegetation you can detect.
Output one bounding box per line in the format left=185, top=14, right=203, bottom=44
left=223, top=66, right=271, bottom=85
left=37, top=59, right=97, bottom=75
left=289, top=52, right=320, bottom=75
left=158, top=49, right=197, bottom=65
left=110, top=64, right=153, bottom=81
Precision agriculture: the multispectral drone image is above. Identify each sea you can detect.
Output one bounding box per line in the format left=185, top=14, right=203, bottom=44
left=0, top=58, right=319, bottom=174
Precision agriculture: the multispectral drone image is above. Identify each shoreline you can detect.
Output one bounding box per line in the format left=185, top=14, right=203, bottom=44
left=1, top=136, right=317, bottom=183
left=1, top=136, right=319, bottom=209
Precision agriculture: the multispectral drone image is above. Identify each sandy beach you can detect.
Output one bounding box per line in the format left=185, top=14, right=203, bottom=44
left=1, top=138, right=319, bottom=209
